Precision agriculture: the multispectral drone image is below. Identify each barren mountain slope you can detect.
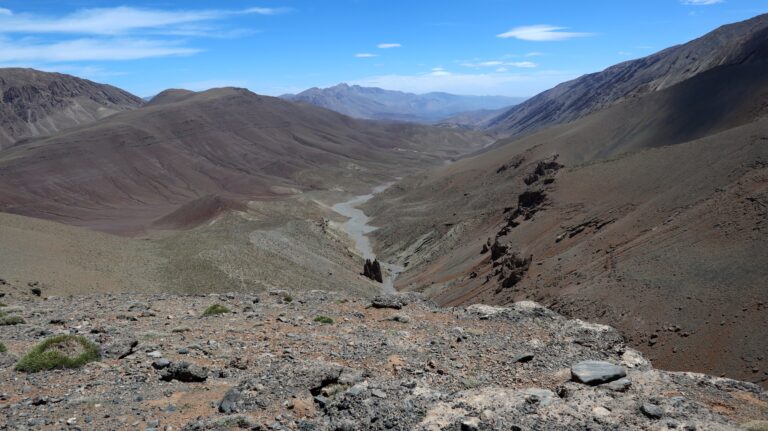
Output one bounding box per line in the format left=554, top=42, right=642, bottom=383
left=0, top=68, right=143, bottom=149
left=487, top=13, right=768, bottom=136
left=0, top=189, right=388, bottom=298
left=0, top=87, right=488, bottom=234
left=364, top=57, right=768, bottom=385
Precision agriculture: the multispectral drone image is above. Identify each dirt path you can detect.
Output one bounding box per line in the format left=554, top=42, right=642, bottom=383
left=331, top=184, right=404, bottom=293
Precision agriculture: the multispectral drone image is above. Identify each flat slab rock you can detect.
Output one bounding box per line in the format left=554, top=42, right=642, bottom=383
left=571, top=360, right=627, bottom=385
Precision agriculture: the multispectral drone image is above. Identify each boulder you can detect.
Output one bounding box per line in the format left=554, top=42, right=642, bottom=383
left=571, top=360, right=626, bottom=385
left=640, top=403, right=664, bottom=419
left=218, top=388, right=241, bottom=413
left=159, top=362, right=208, bottom=382
left=371, top=295, right=404, bottom=310
left=102, top=338, right=138, bottom=359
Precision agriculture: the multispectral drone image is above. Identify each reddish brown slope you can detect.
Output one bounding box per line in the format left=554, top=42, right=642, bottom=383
left=0, top=87, right=486, bottom=233
left=366, top=58, right=768, bottom=385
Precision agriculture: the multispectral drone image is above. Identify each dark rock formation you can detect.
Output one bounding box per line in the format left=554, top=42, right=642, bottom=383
left=490, top=240, right=508, bottom=261
left=496, top=253, right=532, bottom=290
left=524, top=158, right=562, bottom=185
left=363, top=259, right=383, bottom=283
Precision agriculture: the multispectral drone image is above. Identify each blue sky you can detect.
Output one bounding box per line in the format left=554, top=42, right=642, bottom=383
left=0, top=1, right=765, bottom=97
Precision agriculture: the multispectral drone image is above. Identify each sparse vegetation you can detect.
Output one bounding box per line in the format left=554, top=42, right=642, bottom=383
left=743, top=421, right=768, bottom=431
left=0, top=310, right=24, bottom=326
left=0, top=342, right=6, bottom=353
left=313, top=315, right=334, bottom=324
left=15, top=334, right=100, bottom=372
left=283, top=295, right=293, bottom=303
left=0, top=301, right=6, bottom=307
left=201, top=304, right=230, bottom=317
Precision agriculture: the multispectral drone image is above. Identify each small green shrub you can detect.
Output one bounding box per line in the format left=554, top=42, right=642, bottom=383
left=313, top=316, right=334, bottom=324
left=0, top=301, right=6, bottom=307
left=283, top=295, right=293, bottom=303
left=0, top=342, right=6, bottom=353
left=15, top=335, right=100, bottom=372
left=743, top=421, right=768, bottom=431
left=0, top=311, right=24, bottom=325
left=201, top=304, right=230, bottom=317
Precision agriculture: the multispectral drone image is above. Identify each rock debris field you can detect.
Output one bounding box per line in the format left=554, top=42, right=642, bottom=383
left=0, top=286, right=767, bottom=430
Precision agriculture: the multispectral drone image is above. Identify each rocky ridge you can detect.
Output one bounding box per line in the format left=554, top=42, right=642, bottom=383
left=0, top=68, right=144, bottom=149
left=0, top=286, right=766, bottom=430
left=487, top=13, right=768, bottom=135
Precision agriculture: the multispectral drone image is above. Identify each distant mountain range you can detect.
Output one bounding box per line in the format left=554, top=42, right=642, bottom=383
left=281, top=84, right=525, bottom=124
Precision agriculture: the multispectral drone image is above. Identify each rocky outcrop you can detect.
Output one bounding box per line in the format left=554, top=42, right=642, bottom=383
left=363, top=259, right=383, bottom=283
left=494, top=252, right=532, bottom=291
left=523, top=158, right=562, bottom=185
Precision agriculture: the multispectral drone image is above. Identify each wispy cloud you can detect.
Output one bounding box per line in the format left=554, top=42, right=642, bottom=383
left=355, top=53, right=377, bottom=58
left=681, top=0, right=724, bottom=5
left=377, top=43, right=401, bottom=49
left=461, top=60, right=537, bottom=69
left=0, top=38, right=200, bottom=62
left=244, top=7, right=289, bottom=15
left=0, top=6, right=288, bottom=35
left=0, top=6, right=283, bottom=64
left=497, top=25, right=594, bottom=41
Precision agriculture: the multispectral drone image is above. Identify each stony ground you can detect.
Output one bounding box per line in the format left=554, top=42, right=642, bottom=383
left=1, top=286, right=767, bottom=430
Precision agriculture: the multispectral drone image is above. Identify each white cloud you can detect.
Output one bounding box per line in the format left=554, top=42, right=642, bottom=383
left=377, top=43, right=401, bottom=49
left=0, top=38, right=200, bottom=62
left=497, top=25, right=593, bottom=41
left=525, top=52, right=545, bottom=57
left=0, top=6, right=286, bottom=35
left=244, top=7, right=290, bottom=15
left=351, top=69, right=578, bottom=96
left=461, top=60, right=537, bottom=69
left=0, top=6, right=285, bottom=64
left=355, top=53, right=377, bottom=58
left=681, top=0, right=723, bottom=5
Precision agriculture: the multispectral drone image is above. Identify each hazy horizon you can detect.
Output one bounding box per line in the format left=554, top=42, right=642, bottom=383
left=0, top=1, right=764, bottom=97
